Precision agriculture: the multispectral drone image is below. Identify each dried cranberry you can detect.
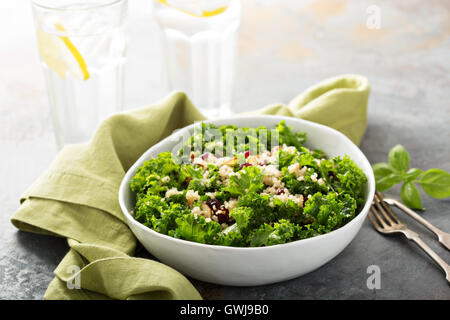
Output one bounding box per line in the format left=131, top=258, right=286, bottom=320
left=303, top=217, right=314, bottom=225
left=182, top=177, right=192, bottom=187
left=216, top=207, right=229, bottom=223
left=244, top=150, right=252, bottom=158
left=239, top=163, right=253, bottom=170
left=277, top=189, right=285, bottom=195
left=206, top=199, right=222, bottom=212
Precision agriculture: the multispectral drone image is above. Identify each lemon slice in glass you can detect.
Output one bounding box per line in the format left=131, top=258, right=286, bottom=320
left=157, top=0, right=229, bottom=17
left=36, top=22, right=90, bottom=81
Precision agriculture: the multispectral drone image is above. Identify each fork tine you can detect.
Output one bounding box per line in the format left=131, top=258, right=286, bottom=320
left=375, top=190, right=384, bottom=200
left=373, top=194, right=396, bottom=225
left=379, top=198, right=401, bottom=224
left=373, top=192, right=382, bottom=204
left=370, top=206, right=388, bottom=228
left=374, top=192, right=402, bottom=224
left=368, top=209, right=382, bottom=230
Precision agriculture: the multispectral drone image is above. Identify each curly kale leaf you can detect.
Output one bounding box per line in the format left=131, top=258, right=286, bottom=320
left=134, top=194, right=167, bottom=224
left=271, top=197, right=303, bottom=222
left=180, top=164, right=220, bottom=195
left=224, top=166, right=264, bottom=197
left=330, top=155, right=367, bottom=207
left=171, top=214, right=221, bottom=244
left=295, top=224, right=321, bottom=240
left=250, top=219, right=296, bottom=247
left=130, top=151, right=180, bottom=195
left=134, top=194, right=189, bottom=235
left=297, top=152, right=319, bottom=169
left=281, top=167, right=328, bottom=196
left=232, top=195, right=302, bottom=234
left=275, top=149, right=296, bottom=169
left=216, top=223, right=246, bottom=247
left=276, top=120, right=307, bottom=150
left=237, top=192, right=274, bottom=226
left=229, top=206, right=254, bottom=235
left=311, top=149, right=328, bottom=160
left=303, top=192, right=357, bottom=234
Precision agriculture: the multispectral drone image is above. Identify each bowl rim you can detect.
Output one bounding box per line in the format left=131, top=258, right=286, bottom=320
left=118, top=114, right=375, bottom=252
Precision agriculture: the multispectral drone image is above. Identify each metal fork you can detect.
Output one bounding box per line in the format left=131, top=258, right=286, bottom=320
left=375, top=191, right=450, bottom=251
left=369, top=193, right=450, bottom=283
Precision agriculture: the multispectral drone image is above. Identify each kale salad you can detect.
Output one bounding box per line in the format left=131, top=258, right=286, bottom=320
left=130, top=121, right=367, bottom=247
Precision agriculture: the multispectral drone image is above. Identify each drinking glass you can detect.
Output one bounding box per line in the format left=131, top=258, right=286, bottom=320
left=31, top=0, right=128, bottom=149
left=151, top=0, right=241, bottom=118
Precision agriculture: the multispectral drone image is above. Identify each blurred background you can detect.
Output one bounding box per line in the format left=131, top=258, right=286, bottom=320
left=0, top=0, right=449, bottom=299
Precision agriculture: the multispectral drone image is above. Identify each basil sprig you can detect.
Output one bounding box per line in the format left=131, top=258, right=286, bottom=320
left=372, top=145, right=450, bottom=210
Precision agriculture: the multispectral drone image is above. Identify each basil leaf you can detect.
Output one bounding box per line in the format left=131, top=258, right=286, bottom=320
left=418, top=169, right=450, bottom=199
left=401, top=182, right=423, bottom=210
left=405, top=168, right=423, bottom=182
left=376, top=173, right=403, bottom=192
left=388, top=145, right=410, bottom=172
left=372, top=162, right=395, bottom=180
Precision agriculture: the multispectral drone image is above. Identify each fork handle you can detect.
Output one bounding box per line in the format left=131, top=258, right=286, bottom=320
left=405, top=231, right=450, bottom=284
left=391, top=199, right=450, bottom=251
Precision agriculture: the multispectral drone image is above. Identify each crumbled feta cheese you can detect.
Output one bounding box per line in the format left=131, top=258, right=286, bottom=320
left=219, top=165, right=234, bottom=179
left=283, top=146, right=297, bottom=154
left=262, top=165, right=281, bottom=186
left=288, top=163, right=307, bottom=180
left=260, top=150, right=275, bottom=164
left=201, top=178, right=211, bottom=187
left=191, top=206, right=202, bottom=216
left=262, top=185, right=288, bottom=195
left=205, top=192, right=216, bottom=199
left=288, top=162, right=300, bottom=175
left=161, top=176, right=170, bottom=183
left=224, top=199, right=238, bottom=211
left=186, top=189, right=200, bottom=207
left=165, top=188, right=181, bottom=198
left=273, top=193, right=305, bottom=207
left=264, top=165, right=281, bottom=177
left=192, top=204, right=212, bottom=218
left=201, top=203, right=212, bottom=218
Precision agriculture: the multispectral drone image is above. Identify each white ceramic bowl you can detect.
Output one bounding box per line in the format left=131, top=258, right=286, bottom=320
left=119, top=115, right=375, bottom=286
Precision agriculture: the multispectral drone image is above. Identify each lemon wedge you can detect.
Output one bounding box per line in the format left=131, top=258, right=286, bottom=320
left=157, top=0, right=228, bottom=17
left=36, top=22, right=90, bottom=80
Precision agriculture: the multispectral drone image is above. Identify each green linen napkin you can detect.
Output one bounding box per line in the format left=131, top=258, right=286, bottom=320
left=11, top=74, right=370, bottom=300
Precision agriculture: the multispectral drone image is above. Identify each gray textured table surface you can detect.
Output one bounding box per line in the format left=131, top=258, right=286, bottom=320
left=1, top=0, right=449, bottom=299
